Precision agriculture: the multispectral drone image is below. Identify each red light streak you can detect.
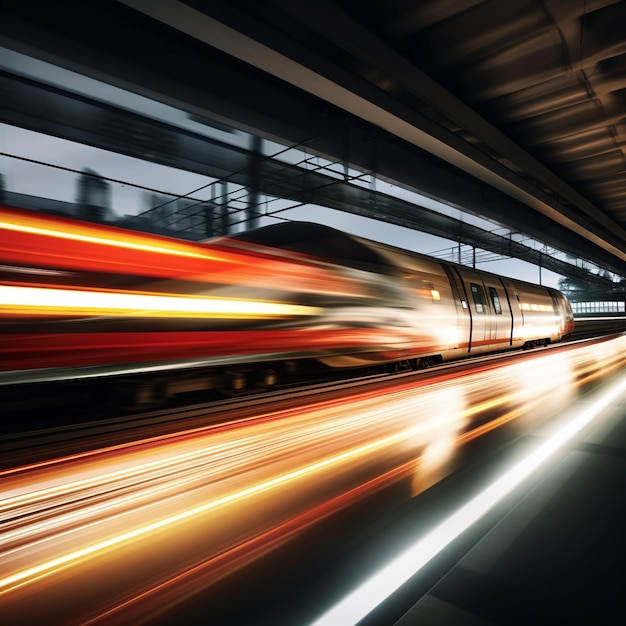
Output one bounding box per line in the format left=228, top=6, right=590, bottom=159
left=0, top=206, right=368, bottom=293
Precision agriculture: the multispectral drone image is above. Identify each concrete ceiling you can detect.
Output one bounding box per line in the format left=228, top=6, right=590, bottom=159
left=1, top=0, right=625, bottom=279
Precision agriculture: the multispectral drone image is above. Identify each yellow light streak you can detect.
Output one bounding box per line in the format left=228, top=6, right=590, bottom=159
left=2, top=335, right=623, bottom=622
left=0, top=285, right=321, bottom=318
left=0, top=421, right=426, bottom=595
left=0, top=219, right=221, bottom=261
left=1, top=444, right=221, bottom=508
left=458, top=407, right=524, bottom=444
left=447, top=395, right=520, bottom=446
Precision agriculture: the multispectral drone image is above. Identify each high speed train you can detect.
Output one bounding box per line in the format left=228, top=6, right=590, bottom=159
left=0, top=206, right=574, bottom=404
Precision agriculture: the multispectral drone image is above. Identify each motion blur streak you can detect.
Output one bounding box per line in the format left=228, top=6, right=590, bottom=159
left=0, top=216, right=213, bottom=260
left=0, top=285, right=321, bottom=318
left=310, top=368, right=626, bottom=626
left=0, top=394, right=447, bottom=593
left=1, top=335, right=624, bottom=624
left=2, top=431, right=421, bottom=600
left=0, top=207, right=365, bottom=296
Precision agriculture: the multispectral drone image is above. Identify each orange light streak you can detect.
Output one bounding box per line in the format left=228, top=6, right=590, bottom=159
left=0, top=335, right=624, bottom=624
left=0, top=215, right=219, bottom=261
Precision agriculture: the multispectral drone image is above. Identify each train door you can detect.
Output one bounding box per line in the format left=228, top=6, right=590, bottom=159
left=454, top=268, right=492, bottom=353
left=442, top=264, right=472, bottom=353
left=481, top=276, right=514, bottom=347
left=498, top=279, right=525, bottom=346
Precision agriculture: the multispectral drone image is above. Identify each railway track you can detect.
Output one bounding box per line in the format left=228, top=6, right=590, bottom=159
left=2, top=329, right=623, bottom=469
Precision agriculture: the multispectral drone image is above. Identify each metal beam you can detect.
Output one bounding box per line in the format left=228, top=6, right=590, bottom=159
left=0, top=71, right=611, bottom=285
left=0, top=2, right=623, bottom=277
left=120, top=0, right=626, bottom=263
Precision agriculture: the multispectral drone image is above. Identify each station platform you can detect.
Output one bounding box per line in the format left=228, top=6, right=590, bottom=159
left=392, top=374, right=626, bottom=625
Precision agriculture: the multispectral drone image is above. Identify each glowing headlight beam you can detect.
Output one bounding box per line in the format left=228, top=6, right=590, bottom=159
left=0, top=286, right=321, bottom=318
left=310, top=372, right=626, bottom=626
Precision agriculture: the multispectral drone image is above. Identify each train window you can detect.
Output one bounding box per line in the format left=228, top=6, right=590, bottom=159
left=470, top=283, right=485, bottom=314
left=488, top=287, right=502, bottom=314
left=420, top=280, right=441, bottom=302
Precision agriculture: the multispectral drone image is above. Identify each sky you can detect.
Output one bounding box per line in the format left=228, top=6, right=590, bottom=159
left=0, top=46, right=565, bottom=288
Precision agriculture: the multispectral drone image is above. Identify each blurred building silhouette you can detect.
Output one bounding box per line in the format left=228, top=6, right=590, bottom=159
left=0, top=167, right=120, bottom=224
left=76, top=168, right=116, bottom=223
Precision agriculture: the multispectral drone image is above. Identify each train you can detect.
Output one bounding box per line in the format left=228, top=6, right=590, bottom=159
left=0, top=206, right=574, bottom=406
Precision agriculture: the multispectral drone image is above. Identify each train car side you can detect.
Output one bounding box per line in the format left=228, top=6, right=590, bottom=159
left=356, top=234, right=574, bottom=367
left=0, top=211, right=575, bottom=405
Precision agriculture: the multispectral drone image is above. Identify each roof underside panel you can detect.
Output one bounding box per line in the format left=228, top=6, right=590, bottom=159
left=336, top=0, right=626, bottom=229
left=0, top=0, right=624, bottom=277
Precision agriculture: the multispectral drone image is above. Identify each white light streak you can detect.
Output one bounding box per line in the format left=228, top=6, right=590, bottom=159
left=310, top=371, right=626, bottom=626
left=0, top=285, right=320, bottom=318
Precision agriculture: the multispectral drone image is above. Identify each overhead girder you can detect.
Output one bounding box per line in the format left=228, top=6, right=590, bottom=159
left=118, top=0, right=626, bottom=262
left=0, top=69, right=612, bottom=286
left=0, top=0, right=623, bottom=280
